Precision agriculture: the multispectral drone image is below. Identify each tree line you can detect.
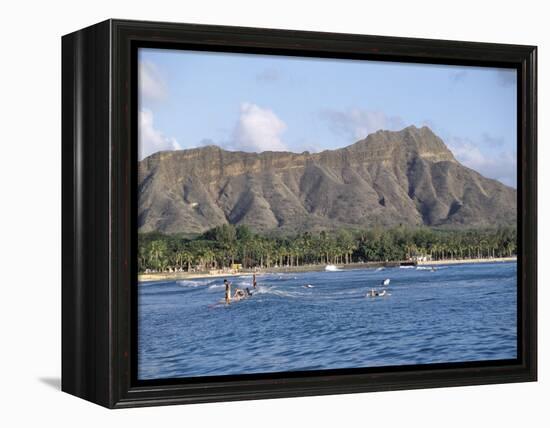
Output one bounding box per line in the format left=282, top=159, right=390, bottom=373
left=138, top=225, right=517, bottom=273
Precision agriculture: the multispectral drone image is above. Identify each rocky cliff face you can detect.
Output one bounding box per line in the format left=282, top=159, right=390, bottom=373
left=138, top=126, right=516, bottom=234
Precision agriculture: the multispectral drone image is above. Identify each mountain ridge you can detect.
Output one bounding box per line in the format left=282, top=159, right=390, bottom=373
left=138, top=126, right=516, bottom=234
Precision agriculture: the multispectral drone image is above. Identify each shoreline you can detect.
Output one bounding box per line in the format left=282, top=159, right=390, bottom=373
left=138, top=256, right=517, bottom=282
left=138, top=262, right=373, bottom=282
left=417, top=256, right=517, bottom=266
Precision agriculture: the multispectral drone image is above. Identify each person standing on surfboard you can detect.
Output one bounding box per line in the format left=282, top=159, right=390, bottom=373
left=224, top=279, right=231, bottom=304
left=253, top=273, right=257, bottom=289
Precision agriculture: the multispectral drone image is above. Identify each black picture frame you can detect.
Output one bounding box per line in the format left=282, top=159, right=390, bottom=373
left=61, top=19, right=537, bottom=408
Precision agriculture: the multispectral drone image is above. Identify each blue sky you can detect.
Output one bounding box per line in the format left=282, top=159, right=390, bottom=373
left=138, top=48, right=517, bottom=187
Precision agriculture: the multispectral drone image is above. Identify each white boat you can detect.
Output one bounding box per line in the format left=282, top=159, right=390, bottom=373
left=325, top=264, right=340, bottom=271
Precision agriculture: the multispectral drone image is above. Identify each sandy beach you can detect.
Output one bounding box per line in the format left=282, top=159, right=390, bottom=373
left=138, top=261, right=388, bottom=282
left=138, top=270, right=247, bottom=282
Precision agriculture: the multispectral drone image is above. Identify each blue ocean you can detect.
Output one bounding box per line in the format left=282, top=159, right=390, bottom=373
left=138, top=262, right=517, bottom=380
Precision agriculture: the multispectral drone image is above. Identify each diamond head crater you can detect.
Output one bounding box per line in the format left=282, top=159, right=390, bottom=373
left=138, top=126, right=515, bottom=235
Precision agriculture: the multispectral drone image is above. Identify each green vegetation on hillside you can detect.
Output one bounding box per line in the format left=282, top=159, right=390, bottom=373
left=138, top=225, right=517, bottom=273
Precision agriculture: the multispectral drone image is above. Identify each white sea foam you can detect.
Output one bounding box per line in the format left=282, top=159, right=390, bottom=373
left=176, top=280, right=204, bottom=288
left=416, top=266, right=448, bottom=270
left=254, top=286, right=304, bottom=298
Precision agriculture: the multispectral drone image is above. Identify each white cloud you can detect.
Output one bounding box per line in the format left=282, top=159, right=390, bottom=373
left=139, top=61, right=167, bottom=101
left=232, top=103, right=288, bottom=152
left=447, top=136, right=516, bottom=187
left=256, top=68, right=283, bottom=83
left=139, top=109, right=181, bottom=160
left=321, top=108, right=405, bottom=141
left=450, top=70, right=468, bottom=83
left=481, top=132, right=506, bottom=147
left=496, top=69, right=516, bottom=87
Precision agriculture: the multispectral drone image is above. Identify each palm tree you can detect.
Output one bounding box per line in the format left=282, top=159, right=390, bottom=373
left=149, top=240, right=168, bottom=271
left=179, top=250, right=194, bottom=272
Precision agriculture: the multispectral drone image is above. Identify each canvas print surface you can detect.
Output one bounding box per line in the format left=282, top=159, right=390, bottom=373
left=137, top=48, right=517, bottom=380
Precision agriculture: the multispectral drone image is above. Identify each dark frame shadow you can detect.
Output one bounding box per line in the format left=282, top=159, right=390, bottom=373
left=39, top=377, right=61, bottom=390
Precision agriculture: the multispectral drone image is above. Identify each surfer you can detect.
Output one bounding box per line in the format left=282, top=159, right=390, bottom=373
left=253, top=273, right=257, bottom=289
left=224, top=279, right=231, bottom=304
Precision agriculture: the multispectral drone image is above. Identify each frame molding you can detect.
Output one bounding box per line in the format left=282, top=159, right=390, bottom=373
left=62, top=19, right=537, bottom=408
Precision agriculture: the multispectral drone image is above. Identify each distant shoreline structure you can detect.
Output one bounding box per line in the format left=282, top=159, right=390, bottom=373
left=138, top=256, right=517, bottom=282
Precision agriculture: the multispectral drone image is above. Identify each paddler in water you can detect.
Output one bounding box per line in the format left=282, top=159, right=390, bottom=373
left=224, top=279, right=231, bottom=304
left=233, top=288, right=246, bottom=300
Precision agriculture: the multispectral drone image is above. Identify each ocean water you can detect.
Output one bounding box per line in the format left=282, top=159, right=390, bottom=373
left=138, top=262, right=517, bottom=380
